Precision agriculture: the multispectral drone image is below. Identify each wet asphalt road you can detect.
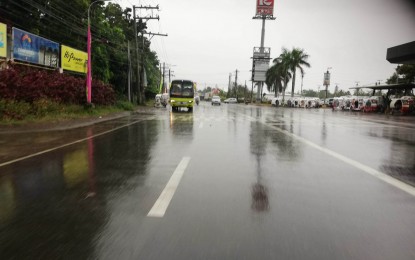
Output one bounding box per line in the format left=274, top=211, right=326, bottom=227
left=1, top=102, right=415, bottom=259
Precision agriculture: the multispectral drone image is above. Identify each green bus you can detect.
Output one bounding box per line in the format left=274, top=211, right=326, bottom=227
left=169, top=79, right=196, bottom=112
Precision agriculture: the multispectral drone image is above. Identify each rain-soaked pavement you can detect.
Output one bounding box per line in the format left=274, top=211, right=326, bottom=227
left=1, top=102, right=415, bottom=259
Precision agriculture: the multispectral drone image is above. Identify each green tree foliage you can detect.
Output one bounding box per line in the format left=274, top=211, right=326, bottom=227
left=265, top=59, right=284, bottom=97
left=302, top=89, right=318, bottom=97
left=271, top=48, right=292, bottom=102
left=0, top=0, right=161, bottom=104
left=288, top=47, right=310, bottom=98
left=386, top=64, right=415, bottom=84
left=266, top=47, right=310, bottom=100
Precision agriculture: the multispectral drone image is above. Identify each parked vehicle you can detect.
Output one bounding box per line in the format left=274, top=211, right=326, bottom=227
left=305, top=98, right=320, bottom=108
left=224, top=98, right=237, bottom=104
left=343, top=96, right=356, bottom=110
left=332, top=97, right=345, bottom=111
left=390, top=96, right=414, bottom=114
left=271, top=97, right=283, bottom=107
left=362, top=96, right=382, bottom=113
left=350, top=97, right=365, bottom=111
left=320, top=99, right=326, bottom=107
left=211, top=96, right=221, bottom=105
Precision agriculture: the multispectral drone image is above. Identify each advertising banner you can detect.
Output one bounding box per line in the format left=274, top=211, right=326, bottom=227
left=61, top=45, right=87, bottom=73
left=12, top=27, right=59, bottom=67
left=0, top=22, right=7, bottom=58
left=256, top=0, right=275, bottom=16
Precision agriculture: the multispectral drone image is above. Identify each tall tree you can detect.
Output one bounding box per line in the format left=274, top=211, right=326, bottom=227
left=274, top=48, right=292, bottom=103
left=266, top=59, right=284, bottom=97
left=288, top=47, right=310, bottom=98
left=386, top=64, right=415, bottom=84
left=0, top=0, right=161, bottom=103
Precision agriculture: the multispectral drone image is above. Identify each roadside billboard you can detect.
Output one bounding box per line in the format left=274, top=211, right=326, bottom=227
left=256, top=0, right=275, bottom=16
left=0, top=22, right=7, bottom=58
left=12, top=27, right=59, bottom=67
left=61, top=45, right=87, bottom=73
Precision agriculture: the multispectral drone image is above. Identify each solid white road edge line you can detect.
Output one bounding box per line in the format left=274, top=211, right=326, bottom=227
left=147, top=157, right=191, bottom=218
left=242, top=113, right=415, bottom=197
left=274, top=125, right=415, bottom=197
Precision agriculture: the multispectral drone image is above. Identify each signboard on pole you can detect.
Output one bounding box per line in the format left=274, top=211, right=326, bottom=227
left=256, top=0, right=275, bottom=16
left=252, top=46, right=271, bottom=82
left=12, top=27, right=59, bottom=67
left=61, top=45, right=87, bottom=73
left=253, top=47, right=270, bottom=59
left=253, top=59, right=269, bottom=82
left=324, top=72, right=330, bottom=86
left=0, top=22, right=7, bottom=58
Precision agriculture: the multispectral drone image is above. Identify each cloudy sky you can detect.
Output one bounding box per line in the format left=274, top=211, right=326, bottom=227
left=117, top=0, right=415, bottom=93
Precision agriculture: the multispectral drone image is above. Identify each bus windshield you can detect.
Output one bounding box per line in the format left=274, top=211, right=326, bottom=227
left=170, top=80, right=194, bottom=98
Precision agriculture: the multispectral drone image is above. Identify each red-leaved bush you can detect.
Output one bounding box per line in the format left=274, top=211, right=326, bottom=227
left=0, top=64, right=115, bottom=105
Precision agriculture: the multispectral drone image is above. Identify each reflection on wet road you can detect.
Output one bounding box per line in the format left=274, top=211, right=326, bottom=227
left=1, top=103, right=415, bottom=259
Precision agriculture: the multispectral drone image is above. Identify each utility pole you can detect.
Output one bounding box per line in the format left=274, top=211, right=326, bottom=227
left=127, top=40, right=131, bottom=102
left=227, top=73, right=232, bottom=98
left=251, top=82, right=254, bottom=103
left=132, top=5, right=166, bottom=104
left=133, top=6, right=140, bottom=104
left=244, top=80, right=247, bottom=103
left=234, top=69, right=238, bottom=98
left=162, top=62, right=165, bottom=93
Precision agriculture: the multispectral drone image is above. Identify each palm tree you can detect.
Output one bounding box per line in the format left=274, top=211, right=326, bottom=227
left=275, top=48, right=292, bottom=104
left=266, top=59, right=284, bottom=97
left=265, top=62, right=278, bottom=95
left=288, top=48, right=310, bottom=98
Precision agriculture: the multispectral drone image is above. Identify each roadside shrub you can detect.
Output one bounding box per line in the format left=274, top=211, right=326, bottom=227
left=116, top=100, right=134, bottom=111
left=0, top=99, right=32, bottom=120
left=0, top=63, right=116, bottom=106
left=32, top=98, right=62, bottom=116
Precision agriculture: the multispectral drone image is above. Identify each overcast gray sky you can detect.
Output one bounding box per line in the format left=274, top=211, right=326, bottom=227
left=118, top=0, right=415, bottom=93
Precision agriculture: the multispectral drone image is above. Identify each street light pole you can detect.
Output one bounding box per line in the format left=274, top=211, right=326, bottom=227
left=87, top=0, right=110, bottom=104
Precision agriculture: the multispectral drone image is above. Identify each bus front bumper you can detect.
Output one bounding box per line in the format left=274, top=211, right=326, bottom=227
left=170, top=100, right=194, bottom=108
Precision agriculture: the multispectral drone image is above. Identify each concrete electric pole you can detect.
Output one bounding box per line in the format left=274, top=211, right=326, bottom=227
left=234, top=69, right=238, bottom=98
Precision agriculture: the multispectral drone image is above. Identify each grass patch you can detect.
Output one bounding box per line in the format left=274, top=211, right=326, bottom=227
left=0, top=99, right=136, bottom=126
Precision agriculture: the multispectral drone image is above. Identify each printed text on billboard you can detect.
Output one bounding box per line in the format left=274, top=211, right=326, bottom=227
left=61, top=45, right=87, bottom=74
left=12, top=27, right=59, bottom=67
left=256, top=0, right=274, bottom=16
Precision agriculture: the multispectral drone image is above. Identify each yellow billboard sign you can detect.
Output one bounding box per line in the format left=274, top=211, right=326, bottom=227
left=61, top=45, right=87, bottom=73
left=0, top=22, right=7, bottom=58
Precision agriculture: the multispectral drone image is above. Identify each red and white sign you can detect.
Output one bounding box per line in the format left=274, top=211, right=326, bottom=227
left=256, top=0, right=274, bottom=16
